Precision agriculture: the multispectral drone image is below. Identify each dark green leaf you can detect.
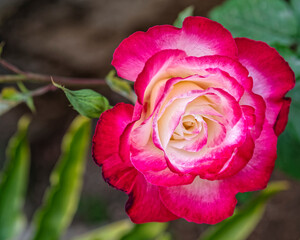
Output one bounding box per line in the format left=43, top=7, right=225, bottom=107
left=173, top=6, right=194, bottom=28
left=106, top=70, right=136, bottom=103
left=0, top=116, right=30, bottom=240
left=236, top=192, right=254, bottom=205
left=276, top=82, right=300, bottom=179
left=209, top=0, right=298, bottom=45
left=53, top=81, right=110, bottom=118
left=272, top=44, right=300, bottom=80
left=72, top=219, right=134, bottom=240
left=199, top=181, right=288, bottom=240
left=32, top=116, right=91, bottom=240
left=121, top=222, right=169, bottom=240
left=291, top=0, right=300, bottom=34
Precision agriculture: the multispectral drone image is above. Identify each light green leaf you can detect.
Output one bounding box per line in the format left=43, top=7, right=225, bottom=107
left=272, top=44, right=300, bottom=80
left=106, top=70, right=136, bottom=103
left=0, top=116, right=30, bottom=240
left=209, top=0, right=298, bottom=45
left=53, top=81, right=110, bottom=118
left=121, top=222, right=169, bottom=240
left=72, top=219, right=134, bottom=240
left=17, top=82, right=36, bottom=112
left=199, top=181, right=289, bottom=240
left=173, top=5, right=194, bottom=28
left=0, top=85, right=36, bottom=115
left=32, top=116, right=91, bottom=240
left=276, top=81, right=300, bottom=179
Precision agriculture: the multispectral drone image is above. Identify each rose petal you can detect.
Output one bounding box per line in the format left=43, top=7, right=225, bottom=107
left=227, top=121, right=277, bottom=192
left=168, top=55, right=253, bottom=91
left=159, top=177, right=237, bottom=224
left=126, top=174, right=179, bottom=223
left=112, top=17, right=238, bottom=81
left=92, top=103, right=137, bottom=193
left=235, top=37, right=295, bottom=126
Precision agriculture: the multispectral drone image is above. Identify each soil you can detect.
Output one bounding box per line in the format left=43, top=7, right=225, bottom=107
left=0, top=0, right=299, bottom=239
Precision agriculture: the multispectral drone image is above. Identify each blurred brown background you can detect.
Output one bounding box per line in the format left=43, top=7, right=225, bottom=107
left=0, top=0, right=299, bottom=239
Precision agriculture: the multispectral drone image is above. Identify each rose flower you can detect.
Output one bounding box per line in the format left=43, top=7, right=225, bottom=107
left=92, top=17, right=295, bottom=224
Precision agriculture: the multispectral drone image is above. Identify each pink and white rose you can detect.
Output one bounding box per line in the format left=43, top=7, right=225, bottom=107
left=92, top=17, right=295, bottom=224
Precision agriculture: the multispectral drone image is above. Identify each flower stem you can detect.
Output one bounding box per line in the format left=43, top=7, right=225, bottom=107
left=0, top=59, right=106, bottom=87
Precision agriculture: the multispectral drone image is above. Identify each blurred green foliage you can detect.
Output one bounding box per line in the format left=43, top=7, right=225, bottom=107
left=76, top=195, right=109, bottom=223
left=199, top=181, right=289, bottom=240
left=173, top=6, right=194, bottom=28
left=32, top=116, right=91, bottom=240
left=210, top=0, right=298, bottom=45
left=105, top=70, right=136, bottom=103
left=73, top=220, right=134, bottom=240
left=0, top=83, right=35, bottom=116
left=0, top=116, right=30, bottom=240
left=121, top=222, right=169, bottom=240
left=277, top=82, right=300, bottom=179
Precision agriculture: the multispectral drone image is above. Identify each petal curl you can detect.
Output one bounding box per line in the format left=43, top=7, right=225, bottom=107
left=112, top=17, right=238, bottom=81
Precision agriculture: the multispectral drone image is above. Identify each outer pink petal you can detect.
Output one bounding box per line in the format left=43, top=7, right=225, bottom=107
left=226, top=121, right=277, bottom=192
left=112, top=16, right=238, bottom=81
left=159, top=177, right=237, bottom=224
left=126, top=174, right=179, bottom=223
left=235, top=38, right=295, bottom=126
left=92, top=103, right=137, bottom=193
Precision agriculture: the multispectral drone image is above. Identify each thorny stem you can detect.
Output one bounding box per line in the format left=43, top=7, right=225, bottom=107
left=0, top=59, right=107, bottom=87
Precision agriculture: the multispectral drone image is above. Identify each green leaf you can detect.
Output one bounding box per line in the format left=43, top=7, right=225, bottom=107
left=236, top=191, right=254, bottom=205
left=53, top=81, right=110, bottom=118
left=272, top=44, right=300, bottom=80
left=199, top=181, right=289, bottom=240
left=106, top=70, right=136, bottom=103
left=209, top=0, right=298, bottom=45
left=72, top=219, right=134, bottom=240
left=0, top=116, right=30, bottom=240
left=121, top=222, right=169, bottom=240
left=291, top=0, right=300, bottom=34
left=0, top=85, right=36, bottom=115
left=32, top=116, right=91, bottom=240
left=173, top=5, right=194, bottom=28
left=276, top=81, right=300, bottom=179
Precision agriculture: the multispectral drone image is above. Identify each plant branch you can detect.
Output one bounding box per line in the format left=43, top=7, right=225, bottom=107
left=0, top=59, right=107, bottom=87
left=30, top=84, right=57, bottom=97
